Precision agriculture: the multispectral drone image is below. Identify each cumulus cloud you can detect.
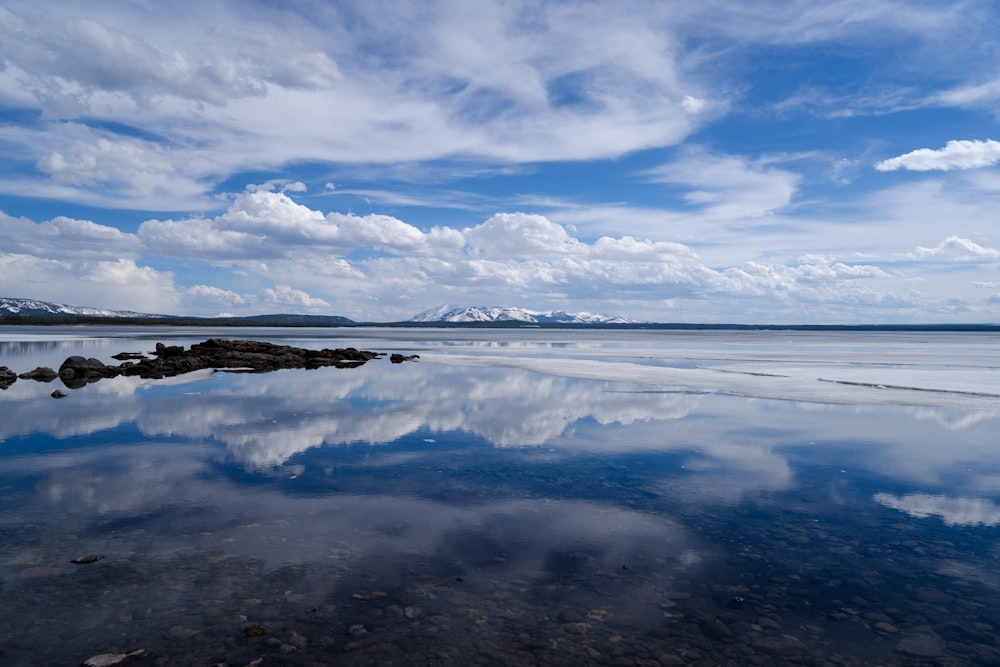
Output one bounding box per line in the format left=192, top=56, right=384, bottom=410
left=260, top=284, right=330, bottom=311
left=911, top=236, right=1000, bottom=261
left=186, top=285, right=248, bottom=305
left=0, top=209, right=140, bottom=259
left=0, top=253, right=177, bottom=313
left=465, top=213, right=582, bottom=257
left=875, top=140, right=1000, bottom=172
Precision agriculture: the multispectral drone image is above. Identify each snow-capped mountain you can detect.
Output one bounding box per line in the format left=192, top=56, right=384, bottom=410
left=409, top=305, right=632, bottom=324
left=0, top=297, right=151, bottom=318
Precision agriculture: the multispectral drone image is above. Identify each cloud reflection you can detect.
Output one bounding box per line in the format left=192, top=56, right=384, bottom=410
left=873, top=492, right=1000, bottom=526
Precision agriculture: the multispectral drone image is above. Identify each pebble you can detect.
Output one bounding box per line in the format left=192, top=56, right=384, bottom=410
left=81, top=649, right=149, bottom=667
left=71, top=554, right=104, bottom=564
left=874, top=621, right=899, bottom=633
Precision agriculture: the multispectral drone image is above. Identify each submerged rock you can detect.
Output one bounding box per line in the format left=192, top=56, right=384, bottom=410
left=51, top=389, right=69, bottom=399
left=71, top=554, right=104, bottom=564
left=81, top=648, right=148, bottom=667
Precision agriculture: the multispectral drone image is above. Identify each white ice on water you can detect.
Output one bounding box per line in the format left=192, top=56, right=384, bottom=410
left=419, top=332, right=1000, bottom=409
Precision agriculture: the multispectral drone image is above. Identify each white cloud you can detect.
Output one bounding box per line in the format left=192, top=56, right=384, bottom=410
left=646, top=149, right=801, bottom=219
left=911, top=236, right=1000, bottom=261
left=933, top=78, right=1000, bottom=109
left=465, top=213, right=582, bottom=257
left=260, top=284, right=330, bottom=311
left=0, top=253, right=177, bottom=313
left=186, top=285, right=248, bottom=305
left=875, top=140, right=1000, bottom=172
left=0, top=209, right=140, bottom=259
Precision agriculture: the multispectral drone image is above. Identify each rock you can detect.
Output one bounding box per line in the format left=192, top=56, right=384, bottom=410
left=897, top=632, right=945, bottom=657
left=16, top=339, right=393, bottom=395
left=390, top=353, right=420, bottom=363
left=154, top=343, right=184, bottom=358
left=71, top=554, right=104, bottom=564
left=348, top=624, right=368, bottom=637
left=875, top=621, right=899, bottom=633
left=243, top=625, right=268, bottom=637
left=18, top=366, right=58, bottom=382
left=404, top=606, right=423, bottom=619
left=116, top=339, right=384, bottom=380
left=111, top=352, right=146, bottom=361
left=81, top=648, right=149, bottom=666
left=51, top=389, right=69, bottom=399
left=59, top=356, right=119, bottom=388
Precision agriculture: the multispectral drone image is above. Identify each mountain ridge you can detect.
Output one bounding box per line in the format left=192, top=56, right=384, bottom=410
left=0, top=297, right=152, bottom=318
left=409, top=305, right=633, bottom=324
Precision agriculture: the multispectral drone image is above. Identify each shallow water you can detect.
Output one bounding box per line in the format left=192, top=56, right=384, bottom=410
left=1, top=327, right=999, bottom=665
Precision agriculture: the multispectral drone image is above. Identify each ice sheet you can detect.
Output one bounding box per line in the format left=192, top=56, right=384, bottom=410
left=422, top=354, right=1000, bottom=409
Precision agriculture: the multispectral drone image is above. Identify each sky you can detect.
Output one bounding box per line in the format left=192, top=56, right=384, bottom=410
left=1, top=0, right=999, bottom=323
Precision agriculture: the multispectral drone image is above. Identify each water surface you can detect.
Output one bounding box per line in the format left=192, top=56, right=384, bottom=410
left=1, top=327, right=999, bottom=665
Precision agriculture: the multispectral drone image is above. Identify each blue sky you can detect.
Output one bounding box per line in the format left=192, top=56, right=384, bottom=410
left=1, top=0, right=999, bottom=323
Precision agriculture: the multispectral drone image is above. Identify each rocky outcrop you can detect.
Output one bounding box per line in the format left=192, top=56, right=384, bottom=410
left=114, top=339, right=383, bottom=379
left=18, top=366, right=59, bottom=382
left=5, top=339, right=386, bottom=393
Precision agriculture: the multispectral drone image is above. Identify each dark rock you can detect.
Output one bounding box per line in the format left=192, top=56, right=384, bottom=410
left=59, top=356, right=120, bottom=388
left=154, top=343, right=184, bottom=358
left=111, top=352, right=147, bottom=361
left=390, top=353, right=420, bottom=363
left=18, top=366, right=58, bottom=382
left=51, top=389, right=69, bottom=399
left=46, top=339, right=386, bottom=389
left=0, top=366, right=16, bottom=389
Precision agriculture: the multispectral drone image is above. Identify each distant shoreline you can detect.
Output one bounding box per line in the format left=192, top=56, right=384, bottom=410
left=1, top=316, right=998, bottom=332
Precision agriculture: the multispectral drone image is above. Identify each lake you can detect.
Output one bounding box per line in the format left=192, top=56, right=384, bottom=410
left=1, top=326, right=999, bottom=665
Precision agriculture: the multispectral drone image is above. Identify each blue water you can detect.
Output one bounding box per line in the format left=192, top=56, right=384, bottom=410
left=1, top=327, right=999, bottom=665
